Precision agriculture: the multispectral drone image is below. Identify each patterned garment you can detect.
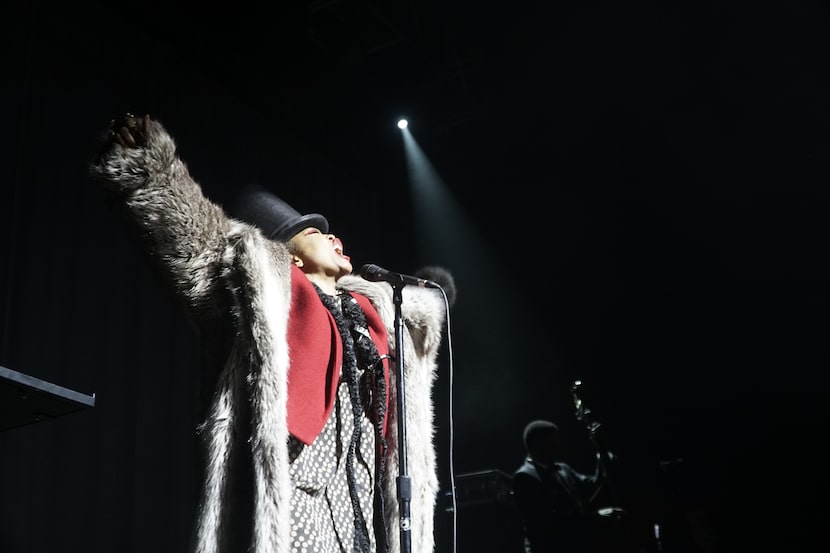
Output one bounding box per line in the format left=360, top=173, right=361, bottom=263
left=288, top=374, right=377, bottom=553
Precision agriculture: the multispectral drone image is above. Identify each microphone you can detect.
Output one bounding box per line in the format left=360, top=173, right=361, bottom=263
left=359, top=264, right=441, bottom=289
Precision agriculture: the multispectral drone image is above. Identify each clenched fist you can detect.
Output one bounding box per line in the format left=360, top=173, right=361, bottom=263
left=109, top=112, right=150, bottom=148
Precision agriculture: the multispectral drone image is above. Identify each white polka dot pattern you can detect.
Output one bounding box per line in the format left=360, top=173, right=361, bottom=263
left=288, top=375, right=377, bottom=552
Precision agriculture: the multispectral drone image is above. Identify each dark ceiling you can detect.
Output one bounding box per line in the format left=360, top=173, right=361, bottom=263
left=99, top=1, right=830, bottom=245
left=98, top=1, right=586, bottom=220
left=117, top=0, right=503, bottom=161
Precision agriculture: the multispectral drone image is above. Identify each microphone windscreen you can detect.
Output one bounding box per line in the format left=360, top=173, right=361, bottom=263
left=414, top=265, right=457, bottom=306
left=358, top=264, right=382, bottom=281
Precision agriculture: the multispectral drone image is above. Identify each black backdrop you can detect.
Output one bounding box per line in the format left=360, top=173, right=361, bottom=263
left=3, top=2, right=830, bottom=553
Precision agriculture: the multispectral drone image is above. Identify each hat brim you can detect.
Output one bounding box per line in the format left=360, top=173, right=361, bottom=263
left=269, top=213, right=329, bottom=242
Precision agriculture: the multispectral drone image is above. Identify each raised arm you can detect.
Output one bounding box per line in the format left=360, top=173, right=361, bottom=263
left=89, top=113, right=238, bottom=318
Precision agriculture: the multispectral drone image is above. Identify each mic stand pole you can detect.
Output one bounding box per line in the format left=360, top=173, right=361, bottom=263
left=390, top=283, right=412, bottom=553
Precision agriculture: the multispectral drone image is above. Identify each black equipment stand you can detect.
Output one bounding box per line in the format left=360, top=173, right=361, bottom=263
left=390, top=283, right=413, bottom=553
left=0, top=365, right=95, bottom=432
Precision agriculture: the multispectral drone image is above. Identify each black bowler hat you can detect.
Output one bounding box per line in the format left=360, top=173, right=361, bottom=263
left=230, top=184, right=329, bottom=242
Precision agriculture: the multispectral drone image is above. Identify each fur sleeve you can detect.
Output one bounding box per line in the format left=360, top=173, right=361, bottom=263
left=89, top=118, right=249, bottom=317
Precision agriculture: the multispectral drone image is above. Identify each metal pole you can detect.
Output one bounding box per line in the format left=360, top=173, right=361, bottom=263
left=391, top=284, right=412, bottom=553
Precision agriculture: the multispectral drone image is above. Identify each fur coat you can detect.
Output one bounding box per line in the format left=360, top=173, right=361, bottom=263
left=89, top=118, right=449, bottom=553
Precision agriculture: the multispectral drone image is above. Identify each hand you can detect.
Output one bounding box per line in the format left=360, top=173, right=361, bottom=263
left=109, top=113, right=149, bottom=148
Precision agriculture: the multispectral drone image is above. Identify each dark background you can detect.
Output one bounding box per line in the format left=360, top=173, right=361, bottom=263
left=2, top=1, right=829, bottom=552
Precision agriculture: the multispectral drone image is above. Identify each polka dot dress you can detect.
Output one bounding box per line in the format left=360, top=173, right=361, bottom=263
left=288, top=373, right=377, bottom=553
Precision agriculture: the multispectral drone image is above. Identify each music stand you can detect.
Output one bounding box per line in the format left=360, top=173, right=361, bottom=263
left=0, top=365, right=96, bottom=432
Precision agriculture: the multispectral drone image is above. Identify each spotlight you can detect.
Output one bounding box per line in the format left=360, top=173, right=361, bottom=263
left=397, top=118, right=408, bottom=129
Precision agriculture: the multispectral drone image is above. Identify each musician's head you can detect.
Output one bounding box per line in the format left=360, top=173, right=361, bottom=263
left=523, top=419, right=561, bottom=464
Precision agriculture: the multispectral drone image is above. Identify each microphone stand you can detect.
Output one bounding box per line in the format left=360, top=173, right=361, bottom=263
left=390, top=283, right=412, bottom=553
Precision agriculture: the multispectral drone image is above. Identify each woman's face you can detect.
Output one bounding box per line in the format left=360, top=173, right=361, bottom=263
left=289, top=227, right=352, bottom=281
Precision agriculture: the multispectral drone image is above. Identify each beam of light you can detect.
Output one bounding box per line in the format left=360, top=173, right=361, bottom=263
left=399, top=125, right=536, bottom=402
left=400, top=124, right=562, bottom=553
